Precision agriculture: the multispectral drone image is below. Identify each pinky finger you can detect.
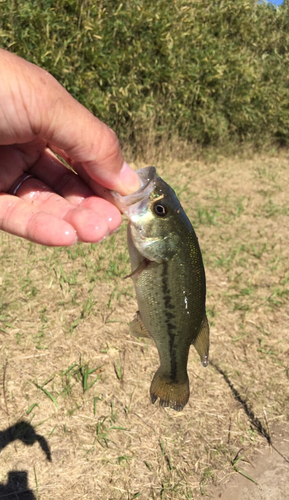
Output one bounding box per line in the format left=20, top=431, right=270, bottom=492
left=0, top=194, right=77, bottom=246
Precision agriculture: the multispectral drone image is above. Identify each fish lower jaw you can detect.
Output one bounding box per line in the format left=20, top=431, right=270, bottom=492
left=150, top=368, right=190, bottom=412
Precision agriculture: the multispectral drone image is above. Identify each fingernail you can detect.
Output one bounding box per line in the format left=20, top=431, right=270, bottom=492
left=119, top=162, right=141, bottom=195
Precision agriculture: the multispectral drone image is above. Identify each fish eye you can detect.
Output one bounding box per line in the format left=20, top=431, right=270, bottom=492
left=153, top=203, right=167, bottom=217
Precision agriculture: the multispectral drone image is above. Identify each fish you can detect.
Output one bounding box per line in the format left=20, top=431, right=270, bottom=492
left=112, top=166, right=209, bottom=411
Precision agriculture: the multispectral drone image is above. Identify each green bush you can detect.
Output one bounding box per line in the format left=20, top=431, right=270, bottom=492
left=1, top=0, right=289, bottom=149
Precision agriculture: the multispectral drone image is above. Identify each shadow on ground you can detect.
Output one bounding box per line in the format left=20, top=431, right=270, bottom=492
left=211, top=361, right=271, bottom=444
left=0, top=471, right=36, bottom=499
left=0, top=421, right=51, bottom=499
left=0, top=420, right=51, bottom=461
left=210, top=362, right=289, bottom=500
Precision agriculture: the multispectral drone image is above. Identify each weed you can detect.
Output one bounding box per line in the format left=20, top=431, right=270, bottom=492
left=26, top=403, right=40, bottom=416
left=114, top=358, right=123, bottom=381
left=34, top=381, right=58, bottom=410
left=95, top=417, right=109, bottom=448
left=61, top=358, right=103, bottom=395
left=232, top=452, right=257, bottom=484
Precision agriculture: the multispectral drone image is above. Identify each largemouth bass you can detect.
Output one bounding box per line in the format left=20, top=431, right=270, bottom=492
left=112, top=166, right=209, bottom=411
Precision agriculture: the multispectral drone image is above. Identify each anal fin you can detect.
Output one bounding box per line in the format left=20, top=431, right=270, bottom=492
left=193, top=314, right=210, bottom=367
left=130, top=311, right=151, bottom=339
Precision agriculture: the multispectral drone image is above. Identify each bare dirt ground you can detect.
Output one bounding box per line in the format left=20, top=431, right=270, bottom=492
left=0, top=154, right=288, bottom=499
left=210, top=422, right=289, bottom=500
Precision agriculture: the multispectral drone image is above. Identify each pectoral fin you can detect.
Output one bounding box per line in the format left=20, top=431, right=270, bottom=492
left=192, top=314, right=210, bottom=367
left=130, top=311, right=151, bottom=339
left=124, top=259, right=150, bottom=280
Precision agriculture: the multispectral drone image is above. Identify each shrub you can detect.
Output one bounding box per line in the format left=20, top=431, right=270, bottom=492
left=1, top=0, right=289, bottom=149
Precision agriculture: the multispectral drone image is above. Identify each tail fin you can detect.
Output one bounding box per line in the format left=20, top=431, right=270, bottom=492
left=150, top=367, right=190, bottom=412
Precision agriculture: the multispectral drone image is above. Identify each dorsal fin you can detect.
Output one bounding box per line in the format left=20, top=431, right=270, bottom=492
left=192, top=314, right=210, bottom=367
left=130, top=311, right=151, bottom=339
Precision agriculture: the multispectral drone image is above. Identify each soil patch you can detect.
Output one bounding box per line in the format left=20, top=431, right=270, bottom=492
left=210, top=423, right=289, bottom=500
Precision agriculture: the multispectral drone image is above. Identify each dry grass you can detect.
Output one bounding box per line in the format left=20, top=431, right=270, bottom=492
left=0, top=154, right=288, bottom=499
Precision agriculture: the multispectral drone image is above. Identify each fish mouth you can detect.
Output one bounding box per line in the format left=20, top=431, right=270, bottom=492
left=111, top=166, right=156, bottom=219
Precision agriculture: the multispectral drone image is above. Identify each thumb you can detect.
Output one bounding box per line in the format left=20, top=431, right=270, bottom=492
left=0, top=49, right=140, bottom=195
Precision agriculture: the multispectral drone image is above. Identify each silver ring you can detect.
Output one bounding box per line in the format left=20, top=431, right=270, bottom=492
left=9, top=174, right=36, bottom=196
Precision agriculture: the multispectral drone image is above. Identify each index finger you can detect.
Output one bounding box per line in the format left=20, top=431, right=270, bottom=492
left=46, top=103, right=140, bottom=195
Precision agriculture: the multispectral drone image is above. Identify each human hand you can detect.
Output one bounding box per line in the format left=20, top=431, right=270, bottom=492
left=0, top=49, right=140, bottom=246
